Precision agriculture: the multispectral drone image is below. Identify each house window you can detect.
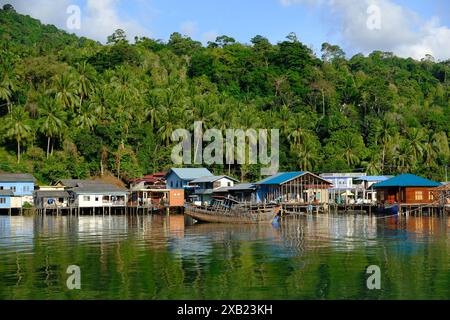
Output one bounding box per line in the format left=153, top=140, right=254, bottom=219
left=95, top=197, right=99, bottom=202
left=83, top=196, right=90, bottom=201
left=415, top=191, right=423, bottom=201
left=0, top=186, right=3, bottom=190
left=429, top=192, right=434, bottom=201
left=11, top=186, right=16, bottom=192
left=380, top=192, right=385, bottom=201
left=228, top=182, right=232, bottom=187
left=0, top=198, right=5, bottom=204
left=170, top=181, right=173, bottom=188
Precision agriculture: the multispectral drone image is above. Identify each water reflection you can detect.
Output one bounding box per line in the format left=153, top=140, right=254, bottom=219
left=0, top=214, right=448, bottom=299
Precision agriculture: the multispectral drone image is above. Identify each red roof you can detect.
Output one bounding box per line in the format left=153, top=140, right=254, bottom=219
left=129, top=172, right=167, bottom=184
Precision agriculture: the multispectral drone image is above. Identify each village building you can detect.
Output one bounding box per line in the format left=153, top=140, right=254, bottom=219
left=255, top=172, right=332, bottom=204
left=166, top=168, right=214, bottom=189
left=225, top=183, right=257, bottom=202
left=354, top=176, right=391, bottom=204
left=0, top=173, right=36, bottom=210
left=189, top=175, right=239, bottom=204
left=372, top=174, right=441, bottom=205
left=320, top=172, right=368, bottom=204
left=128, top=172, right=166, bottom=190
left=56, top=179, right=128, bottom=208
left=34, top=186, right=70, bottom=210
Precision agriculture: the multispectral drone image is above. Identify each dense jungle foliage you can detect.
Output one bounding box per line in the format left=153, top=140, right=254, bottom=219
left=0, top=4, right=449, bottom=184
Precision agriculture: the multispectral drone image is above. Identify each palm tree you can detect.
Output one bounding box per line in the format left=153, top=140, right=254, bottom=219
left=341, top=134, right=361, bottom=166
left=295, top=138, right=320, bottom=171
left=394, top=139, right=414, bottom=173
left=38, top=97, right=67, bottom=158
left=375, top=119, right=393, bottom=173
left=75, top=61, right=95, bottom=105
left=0, top=72, right=16, bottom=113
left=6, top=106, right=32, bottom=163
left=51, top=73, right=78, bottom=111
left=74, top=102, right=97, bottom=131
left=145, top=93, right=165, bottom=130
left=406, top=128, right=426, bottom=163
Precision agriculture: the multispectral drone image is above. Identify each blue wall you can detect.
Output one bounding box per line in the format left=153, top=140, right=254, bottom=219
left=0, top=196, right=11, bottom=209
left=166, top=172, right=189, bottom=189
left=0, top=182, right=34, bottom=196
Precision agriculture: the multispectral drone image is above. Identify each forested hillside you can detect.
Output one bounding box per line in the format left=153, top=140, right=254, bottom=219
left=0, top=4, right=449, bottom=184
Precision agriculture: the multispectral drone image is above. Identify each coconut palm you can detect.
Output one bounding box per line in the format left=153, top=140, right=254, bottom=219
left=38, top=97, right=67, bottom=158
left=406, top=128, right=426, bottom=163
left=6, top=106, right=32, bottom=163
left=51, top=73, right=78, bottom=111
left=75, top=61, right=96, bottom=105
left=74, top=102, right=97, bottom=131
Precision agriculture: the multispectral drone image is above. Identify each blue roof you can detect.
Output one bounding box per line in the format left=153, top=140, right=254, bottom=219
left=255, top=172, right=305, bottom=185
left=355, top=176, right=390, bottom=182
left=372, top=174, right=441, bottom=188
left=167, top=168, right=213, bottom=180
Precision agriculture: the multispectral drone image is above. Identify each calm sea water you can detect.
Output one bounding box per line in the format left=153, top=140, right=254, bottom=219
left=0, top=213, right=448, bottom=300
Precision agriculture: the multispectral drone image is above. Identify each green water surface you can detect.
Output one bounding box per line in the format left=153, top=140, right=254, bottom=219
left=0, top=214, right=448, bottom=300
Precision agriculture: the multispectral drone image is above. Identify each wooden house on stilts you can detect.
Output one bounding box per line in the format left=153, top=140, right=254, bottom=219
left=254, top=172, right=332, bottom=204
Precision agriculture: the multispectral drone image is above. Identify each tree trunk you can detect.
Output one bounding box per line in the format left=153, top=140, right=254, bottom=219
left=17, top=140, right=20, bottom=163
left=321, top=89, right=325, bottom=117
left=47, top=137, right=51, bottom=158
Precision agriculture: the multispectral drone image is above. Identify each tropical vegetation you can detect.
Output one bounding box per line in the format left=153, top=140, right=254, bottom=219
left=0, top=4, right=449, bottom=184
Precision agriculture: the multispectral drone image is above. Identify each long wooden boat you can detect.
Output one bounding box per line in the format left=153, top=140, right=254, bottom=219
left=184, top=198, right=281, bottom=224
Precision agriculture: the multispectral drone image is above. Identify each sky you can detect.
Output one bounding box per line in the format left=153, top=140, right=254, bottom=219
left=1, top=0, right=449, bottom=60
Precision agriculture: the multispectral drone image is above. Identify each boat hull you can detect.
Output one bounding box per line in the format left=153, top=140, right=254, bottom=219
left=184, top=204, right=280, bottom=224
left=377, top=204, right=399, bottom=215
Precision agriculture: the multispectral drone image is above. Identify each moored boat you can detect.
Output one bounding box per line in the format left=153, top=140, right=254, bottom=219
left=184, top=198, right=281, bottom=224
left=377, top=204, right=399, bottom=215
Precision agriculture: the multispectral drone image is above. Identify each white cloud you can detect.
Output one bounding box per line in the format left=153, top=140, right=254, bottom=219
left=279, top=0, right=450, bottom=60
left=0, top=0, right=151, bottom=43
left=180, top=21, right=198, bottom=37
left=202, top=30, right=218, bottom=44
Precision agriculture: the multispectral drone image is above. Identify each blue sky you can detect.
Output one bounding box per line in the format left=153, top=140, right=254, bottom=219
left=2, top=0, right=450, bottom=60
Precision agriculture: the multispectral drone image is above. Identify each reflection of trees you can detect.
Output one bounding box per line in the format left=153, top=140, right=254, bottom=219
left=0, top=215, right=448, bottom=299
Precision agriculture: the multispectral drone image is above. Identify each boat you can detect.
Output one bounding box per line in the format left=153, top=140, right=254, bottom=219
left=377, top=204, right=399, bottom=215
left=184, top=197, right=281, bottom=224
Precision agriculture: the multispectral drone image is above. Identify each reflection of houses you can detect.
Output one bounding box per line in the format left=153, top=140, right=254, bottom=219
left=0, top=173, right=36, bottom=210
left=128, top=172, right=166, bottom=190
left=57, top=180, right=128, bottom=208
left=372, top=174, right=441, bottom=205
left=190, top=175, right=239, bottom=204
left=255, top=172, right=332, bottom=204
left=320, top=172, right=366, bottom=204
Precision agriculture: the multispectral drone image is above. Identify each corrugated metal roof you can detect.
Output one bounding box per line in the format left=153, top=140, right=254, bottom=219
left=35, top=190, right=70, bottom=198
left=213, top=187, right=231, bottom=193
left=228, top=183, right=256, bottom=191
left=372, top=174, right=441, bottom=188
left=355, top=176, right=391, bottom=182
left=0, top=173, right=36, bottom=182
left=191, top=175, right=238, bottom=183
left=167, top=168, right=213, bottom=180
left=255, top=172, right=305, bottom=185
left=72, top=184, right=127, bottom=194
